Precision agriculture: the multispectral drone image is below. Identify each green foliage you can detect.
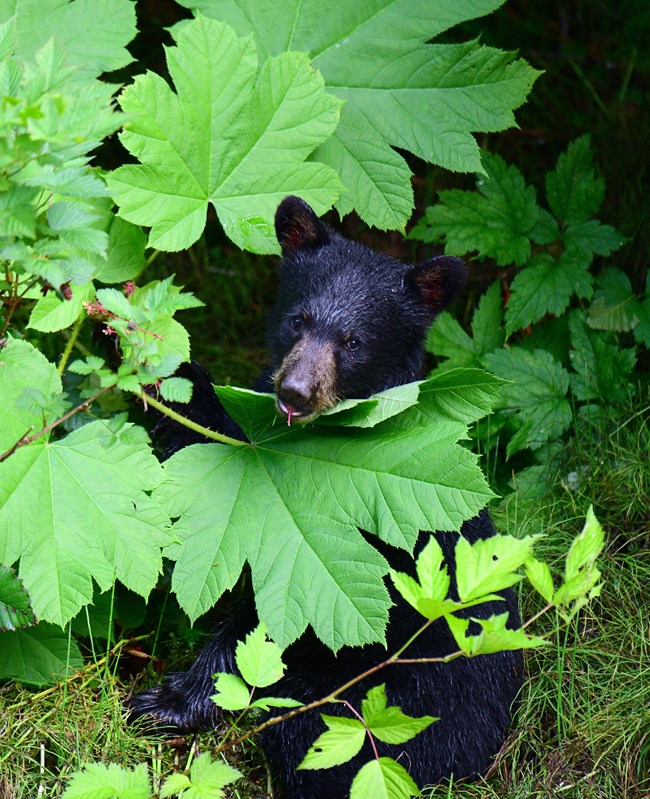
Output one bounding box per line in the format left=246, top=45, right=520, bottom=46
left=413, top=136, right=646, bottom=474
left=119, top=0, right=541, bottom=237
left=158, top=753, right=241, bottom=799
left=0, top=562, right=35, bottom=631
left=0, top=622, right=83, bottom=686
left=156, top=370, right=499, bottom=650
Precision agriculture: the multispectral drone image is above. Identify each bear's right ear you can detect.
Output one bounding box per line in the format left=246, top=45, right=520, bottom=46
left=406, top=255, right=468, bottom=313
left=275, top=196, right=330, bottom=256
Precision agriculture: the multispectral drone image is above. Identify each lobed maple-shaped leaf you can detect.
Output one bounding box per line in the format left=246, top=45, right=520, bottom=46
left=157, top=370, right=498, bottom=650
left=159, top=753, right=240, bottom=799
left=177, top=0, right=540, bottom=231
left=0, top=339, right=173, bottom=626
left=107, top=14, right=343, bottom=253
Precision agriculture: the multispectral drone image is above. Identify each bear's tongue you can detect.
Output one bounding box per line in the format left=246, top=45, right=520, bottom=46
left=278, top=399, right=304, bottom=426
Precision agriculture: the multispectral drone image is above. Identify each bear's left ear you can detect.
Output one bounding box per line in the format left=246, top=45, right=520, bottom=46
left=275, top=196, right=330, bottom=256
left=405, top=255, right=468, bottom=313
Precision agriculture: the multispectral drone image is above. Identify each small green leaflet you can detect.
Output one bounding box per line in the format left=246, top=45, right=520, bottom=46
left=0, top=339, right=173, bottom=627
left=299, top=716, right=367, bottom=770
left=0, top=622, right=83, bottom=686
left=178, top=0, right=540, bottom=231
left=568, top=312, right=636, bottom=403
left=0, top=564, right=35, bottom=631
left=426, top=283, right=505, bottom=368
left=159, top=753, right=241, bottom=799
left=455, top=535, right=535, bottom=601
left=483, top=348, right=572, bottom=457
left=545, top=134, right=605, bottom=225
left=107, top=14, right=343, bottom=253
left=158, top=369, right=498, bottom=649
left=411, top=152, right=540, bottom=265
left=554, top=506, right=604, bottom=618
left=61, top=762, right=150, bottom=799
left=235, top=623, right=285, bottom=687
left=446, top=612, right=546, bottom=656
left=350, top=757, right=420, bottom=799
left=361, top=684, right=437, bottom=744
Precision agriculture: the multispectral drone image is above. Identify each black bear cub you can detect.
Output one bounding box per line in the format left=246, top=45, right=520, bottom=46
left=130, top=197, right=522, bottom=798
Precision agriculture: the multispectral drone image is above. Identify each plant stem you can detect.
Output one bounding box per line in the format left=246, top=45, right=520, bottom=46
left=143, top=392, right=248, bottom=447
left=57, top=317, right=84, bottom=376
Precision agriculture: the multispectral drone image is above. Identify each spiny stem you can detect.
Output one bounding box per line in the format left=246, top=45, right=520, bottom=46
left=142, top=392, right=248, bottom=447
left=57, top=317, right=84, bottom=376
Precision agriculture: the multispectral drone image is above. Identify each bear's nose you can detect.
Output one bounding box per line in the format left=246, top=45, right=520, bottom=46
left=277, top=374, right=312, bottom=410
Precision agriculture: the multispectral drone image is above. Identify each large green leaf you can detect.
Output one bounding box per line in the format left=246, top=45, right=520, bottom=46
left=0, top=622, right=83, bottom=686
left=0, top=339, right=172, bottom=626
left=177, top=0, right=540, bottom=231
left=0, top=0, right=136, bottom=80
left=157, top=371, right=498, bottom=649
left=107, top=15, right=343, bottom=253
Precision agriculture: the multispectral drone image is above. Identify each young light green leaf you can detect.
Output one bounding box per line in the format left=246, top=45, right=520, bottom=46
left=0, top=565, right=35, bottom=631
left=93, top=217, right=147, bottom=284
left=250, top=695, right=303, bottom=711
left=27, top=283, right=95, bottom=332
left=415, top=368, right=504, bottom=426
left=68, top=356, right=106, bottom=376
left=524, top=557, right=555, bottom=604
left=235, top=623, right=286, bottom=688
left=361, top=684, right=437, bottom=745
left=450, top=612, right=547, bottom=656
left=158, top=384, right=495, bottom=649
left=413, top=152, right=539, bottom=265
left=211, top=673, right=251, bottom=710
left=159, top=752, right=241, bottom=799
left=545, top=135, right=604, bottom=225
left=316, top=382, right=421, bottom=428
left=564, top=506, right=605, bottom=582
left=455, top=535, right=535, bottom=602
left=484, top=348, right=572, bottom=457
left=107, top=15, right=342, bottom=253
left=159, top=377, right=194, bottom=404
left=350, top=756, right=420, bottom=799
left=298, top=715, right=366, bottom=770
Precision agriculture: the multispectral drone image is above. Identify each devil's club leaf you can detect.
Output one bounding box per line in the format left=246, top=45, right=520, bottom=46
left=157, top=375, right=496, bottom=649
left=0, top=623, right=83, bottom=686
left=176, top=0, right=540, bottom=230
left=107, top=14, right=342, bottom=253
left=1, top=0, right=137, bottom=80
left=0, top=340, right=172, bottom=626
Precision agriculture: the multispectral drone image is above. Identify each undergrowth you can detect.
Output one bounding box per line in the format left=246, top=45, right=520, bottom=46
left=1, top=399, right=646, bottom=798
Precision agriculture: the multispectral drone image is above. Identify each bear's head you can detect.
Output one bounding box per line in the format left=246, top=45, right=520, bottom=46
left=270, top=196, right=468, bottom=423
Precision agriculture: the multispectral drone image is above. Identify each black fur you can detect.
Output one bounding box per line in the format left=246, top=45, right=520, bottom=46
left=129, top=197, right=522, bottom=797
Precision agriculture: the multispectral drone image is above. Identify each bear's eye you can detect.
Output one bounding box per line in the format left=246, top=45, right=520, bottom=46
left=289, top=316, right=304, bottom=331
left=343, top=337, right=360, bottom=351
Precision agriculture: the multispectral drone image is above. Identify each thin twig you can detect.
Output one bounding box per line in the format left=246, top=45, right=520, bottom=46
left=0, top=387, right=112, bottom=463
